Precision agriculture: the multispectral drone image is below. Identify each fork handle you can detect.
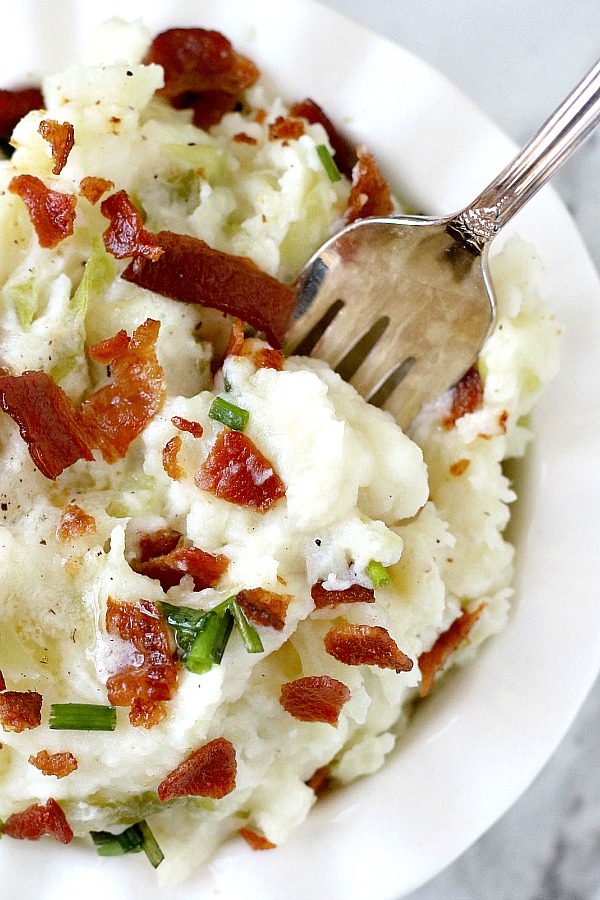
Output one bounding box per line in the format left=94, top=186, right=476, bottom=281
left=449, top=55, right=600, bottom=251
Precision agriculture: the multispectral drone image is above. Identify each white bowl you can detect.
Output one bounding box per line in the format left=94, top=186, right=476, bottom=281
left=1, top=1, right=600, bottom=898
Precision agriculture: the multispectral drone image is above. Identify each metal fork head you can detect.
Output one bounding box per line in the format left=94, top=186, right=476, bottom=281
left=283, top=216, right=496, bottom=429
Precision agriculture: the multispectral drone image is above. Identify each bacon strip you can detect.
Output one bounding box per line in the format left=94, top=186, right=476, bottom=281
left=418, top=604, right=485, bottom=697
left=236, top=587, right=292, bottom=631
left=38, top=119, right=74, bottom=175
left=131, top=546, right=229, bottom=592
left=9, top=174, right=77, bottom=248
left=100, top=190, right=164, bottom=261
left=443, top=366, right=484, bottom=428
left=158, top=737, right=236, bottom=801
left=1, top=798, right=73, bottom=844
left=28, top=750, right=78, bottom=778
left=122, top=230, right=294, bottom=348
left=280, top=675, right=350, bottom=726
left=324, top=622, right=413, bottom=673
left=311, top=582, right=375, bottom=609
left=0, top=690, right=42, bottom=732
left=345, top=146, right=393, bottom=224
left=196, top=429, right=286, bottom=513
left=0, top=87, right=44, bottom=140
left=238, top=827, right=276, bottom=850
left=290, top=98, right=356, bottom=178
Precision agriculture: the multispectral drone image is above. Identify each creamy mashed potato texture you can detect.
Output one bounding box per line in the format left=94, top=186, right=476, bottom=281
left=0, top=19, right=559, bottom=881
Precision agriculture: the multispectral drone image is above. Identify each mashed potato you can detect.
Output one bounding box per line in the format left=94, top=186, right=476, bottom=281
left=0, top=19, right=559, bottom=882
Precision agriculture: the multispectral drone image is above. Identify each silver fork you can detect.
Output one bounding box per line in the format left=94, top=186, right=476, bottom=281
left=283, top=56, right=600, bottom=429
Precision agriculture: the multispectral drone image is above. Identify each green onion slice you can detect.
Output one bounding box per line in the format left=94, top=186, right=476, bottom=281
left=209, top=396, right=249, bottom=432
left=137, top=820, right=165, bottom=869
left=184, top=611, right=221, bottom=675
left=91, top=820, right=164, bottom=867
left=366, top=559, right=391, bottom=588
left=316, top=144, right=342, bottom=183
left=49, top=703, right=117, bottom=731
left=230, top=598, right=264, bottom=653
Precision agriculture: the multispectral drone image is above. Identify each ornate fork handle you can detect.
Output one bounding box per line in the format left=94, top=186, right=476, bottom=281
left=451, top=56, right=600, bottom=252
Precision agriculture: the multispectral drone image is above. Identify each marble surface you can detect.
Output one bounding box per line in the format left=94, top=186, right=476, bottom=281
left=320, top=2, right=600, bottom=898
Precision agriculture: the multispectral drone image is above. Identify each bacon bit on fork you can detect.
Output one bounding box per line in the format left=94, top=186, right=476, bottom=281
left=163, top=435, right=184, bottom=481
left=28, top=750, right=78, bottom=778
left=8, top=174, right=77, bottom=248
left=418, top=603, right=486, bottom=697
left=236, top=588, right=292, bottom=631
left=57, top=503, right=97, bottom=542
left=238, top=827, right=276, bottom=850
left=196, top=429, right=286, bottom=513
left=79, top=175, right=115, bottom=205
left=100, top=190, right=164, bottom=261
left=311, top=582, right=375, bottom=609
left=0, top=690, right=43, bottom=732
left=280, top=675, right=350, bottom=726
left=345, top=145, right=393, bottom=224
left=1, top=798, right=74, bottom=844
left=0, top=87, right=44, bottom=140
left=38, top=119, right=74, bottom=175
left=324, top=622, right=413, bottom=673
left=157, top=737, right=237, bottom=801
left=443, top=366, right=484, bottom=428
left=171, top=416, right=204, bottom=438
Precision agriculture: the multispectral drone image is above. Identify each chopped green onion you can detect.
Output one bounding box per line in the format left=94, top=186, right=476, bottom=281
left=209, top=396, right=249, bottom=431
left=230, top=598, right=264, bottom=653
left=137, top=819, right=165, bottom=869
left=211, top=607, right=235, bottom=664
left=366, top=560, right=391, bottom=588
left=49, top=703, right=117, bottom=731
left=316, top=144, right=341, bottom=183
left=91, top=820, right=164, bottom=868
left=184, top=611, right=221, bottom=674
left=158, top=600, right=205, bottom=652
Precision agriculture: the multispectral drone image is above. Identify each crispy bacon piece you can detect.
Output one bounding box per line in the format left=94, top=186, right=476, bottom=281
left=225, top=322, right=285, bottom=371
left=1, top=798, right=73, bottom=844
left=122, top=230, right=294, bottom=348
left=449, top=458, right=470, bottom=476
left=345, top=146, right=393, bottom=224
left=57, top=503, right=96, bottom=542
left=28, top=750, right=78, bottom=778
left=225, top=317, right=245, bottom=357
left=129, top=698, right=168, bottom=728
left=311, top=582, right=375, bottom=609
left=196, top=429, right=286, bottom=513
left=38, top=119, right=74, bottom=175
left=238, top=827, right=276, bottom=850
left=418, top=603, right=485, bottom=697
left=100, top=190, right=164, bottom=261
left=137, top=527, right=182, bottom=562
left=0, top=86, right=44, bottom=140
left=157, top=737, right=236, bottom=801
left=171, top=415, right=204, bottom=438
left=105, top=598, right=178, bottom=727
left=163, top=435, right=184, bottom=481
left=252, top=347, right=285, bottom=370
left=324, top=622, right=413, bottom=673
left=79, top=175, right=114, bottom=205
left=80, top=318, right=166, bottom=462
left=306, top=764, right=331, bottom=796
left=269, top=116, right=304, bottom=141
left=144, top=29, right=259, bottom=129
left=232, top=131, right=257, bottom=145
left=131, top=545, right=229, bottom=592
left=443, top=366, right=484, bottom=428
left=280, top=675, right=350, bottom=726
left=0, top=690, right=42, bottom=732
left=290, top=98, right=356, bottom=178
left=9, top=174, right=77, bottom=248
left=236, top=587, right=292, bottom=631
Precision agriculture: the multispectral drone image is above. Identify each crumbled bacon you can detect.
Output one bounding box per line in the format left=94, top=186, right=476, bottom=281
left=122, top=230, right=294, bottom=348
left=28, top=750, right=78, bottom=778
left=324, top=622, right=413, bottom=673
left=129, top=698, right=168, bottom=729
left=105, top=598, right=178, bottom=727
left=157, top=737, right=236, bottom=801
left=9, top=174, right=77, bottom=248
left=38, top=119, right=74, bottom=175
left=232, top=131, right=257, bottom=145
left=1, top=798, right=73, bottom=844
left=252, top=346, right=285, bottom=371
left=443, top=366, right=484, bottom=428
left=79, top=175, right=114, bottom=205
left=0, top=87, right=44, bottom=140
left=80, top=318, right=166, bottom=462
left=144, top=29, right=259, bottom=129
left=196, top=429, right=286, bottom=513
left=418, top=603, right=485, bottom=697
left=269, top=116, right=304, bottom=141
left=238, top=827, right=276, bottom=850
left=171, top=415, right=204, bottom=438
left=163, top=435, right=184, bottom=481
left=0, top=690, right=43, bottom=732
left=280, top=675, right=350, bottom=726
left=311, top=582, right=375, bottom=609
left=57, top=503, right=96, bottom=542
left=449, top=458, right=470, bottom=476
left=225, top=317, right=245, bottom=357
left=254, top=108, right=267, bottom=124
left=0, top=669, right=5, bottom=692
left=100, top=190, right=164, bottom=261
left=306, top=764, right=331, bottom=795
left=236, top=587, right=292, bottom=631
left=290, top=98, right=356, bottom=178
left=345, top=146, right=393, bottom=224
left=131, top=545, right=229, bottom=592
left=137, top=528, right=182, bottom=563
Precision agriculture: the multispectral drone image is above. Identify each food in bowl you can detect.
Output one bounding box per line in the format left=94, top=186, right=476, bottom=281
left=0, top=18, right=559, bottom=882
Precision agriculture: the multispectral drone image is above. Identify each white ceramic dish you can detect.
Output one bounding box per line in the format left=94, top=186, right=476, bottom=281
left=1, top=1, right=599, bottom=898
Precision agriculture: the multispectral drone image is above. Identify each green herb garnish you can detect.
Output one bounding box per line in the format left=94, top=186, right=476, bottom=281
left=49, top=703, right=117, bottom=731
left=230, top=598, right=264, bottom=653
left=316, top=144, right=342, bottom=182
left=209, top=396, right=249, bottom=431
left=91, top=820, right=164, bottom=868
left=366, top=559, right=391, bottom=588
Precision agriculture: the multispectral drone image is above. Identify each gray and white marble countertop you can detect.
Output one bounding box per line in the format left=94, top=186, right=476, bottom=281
left=321, top=2, right=600, bottom=898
